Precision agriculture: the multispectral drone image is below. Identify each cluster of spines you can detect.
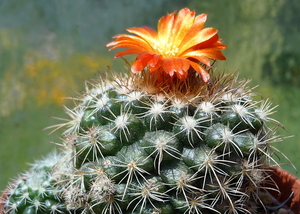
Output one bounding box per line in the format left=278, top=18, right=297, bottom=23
left=1, top=152, right=67, bottom=214
left=42, top=71, right=286, bottom=214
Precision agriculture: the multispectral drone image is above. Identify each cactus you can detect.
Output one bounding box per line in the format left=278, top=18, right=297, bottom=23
left=1, top=8, right=293, bottom=214
left=0, top=152, right=67, bottom=214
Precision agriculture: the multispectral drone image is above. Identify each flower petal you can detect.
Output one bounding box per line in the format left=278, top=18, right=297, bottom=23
left=107, top=42, right=150, bottom=52
left=131, top=60, right=144, bottom=74
left=193, top=13, right=207, bottom=30
left=187, top=34, right=226, bottom=51
left=171, top=8, right=195, bottom=47
left=189, top=61, right=210, bottom=83
left=176, top=13, right=207, bottom=49
left=179, top=28, right=218, bottom=54
left=131, top=53, right=156, bottom=74
left=148, top=54, right=162, bottom=68
left=107, top=35, right=154, bottom=52
left=162, top=57, right=190, bottom=79
left=188, top=56, right=211, bottom=67
left=126, top=26, right=158, bottom=47
left=183, top=48, right=226, bottom=61
left=114, top=49, right=146, bottom=58
left=157, top=12, right=175, bottom=44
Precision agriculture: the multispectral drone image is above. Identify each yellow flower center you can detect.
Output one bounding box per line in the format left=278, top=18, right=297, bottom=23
left=153, top=41, right=179, bottom=57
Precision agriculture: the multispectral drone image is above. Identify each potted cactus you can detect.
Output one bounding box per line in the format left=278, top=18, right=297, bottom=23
left=1, top=8, right=299, bottom=214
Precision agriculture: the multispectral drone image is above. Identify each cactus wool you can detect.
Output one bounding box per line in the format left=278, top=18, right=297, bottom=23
left=1, top=8, right=292, bottom=214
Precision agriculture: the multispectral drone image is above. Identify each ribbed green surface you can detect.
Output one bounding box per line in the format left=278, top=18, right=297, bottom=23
left=1, top=73, right=283, bottom=214
left=1, top=153, right=67, bottom=214
left=43, top=73, right=278, bottom=214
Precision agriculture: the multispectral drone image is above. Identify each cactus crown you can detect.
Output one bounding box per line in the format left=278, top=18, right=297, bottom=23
left=1, top=7, right=291, bottom=214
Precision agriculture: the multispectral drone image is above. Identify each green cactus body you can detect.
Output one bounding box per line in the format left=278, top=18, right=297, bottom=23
left=1, top=153, right=67, bottom=214
left=27, top=71, right=279, bottom=214
left=1, top=72, right=285, bottom=214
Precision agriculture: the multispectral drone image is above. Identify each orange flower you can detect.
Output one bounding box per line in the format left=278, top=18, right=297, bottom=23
left=106, top=8, right=227, bottom=82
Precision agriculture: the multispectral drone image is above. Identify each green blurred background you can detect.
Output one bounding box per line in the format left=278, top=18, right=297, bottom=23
left=1, top=0, right=300, bottom=191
